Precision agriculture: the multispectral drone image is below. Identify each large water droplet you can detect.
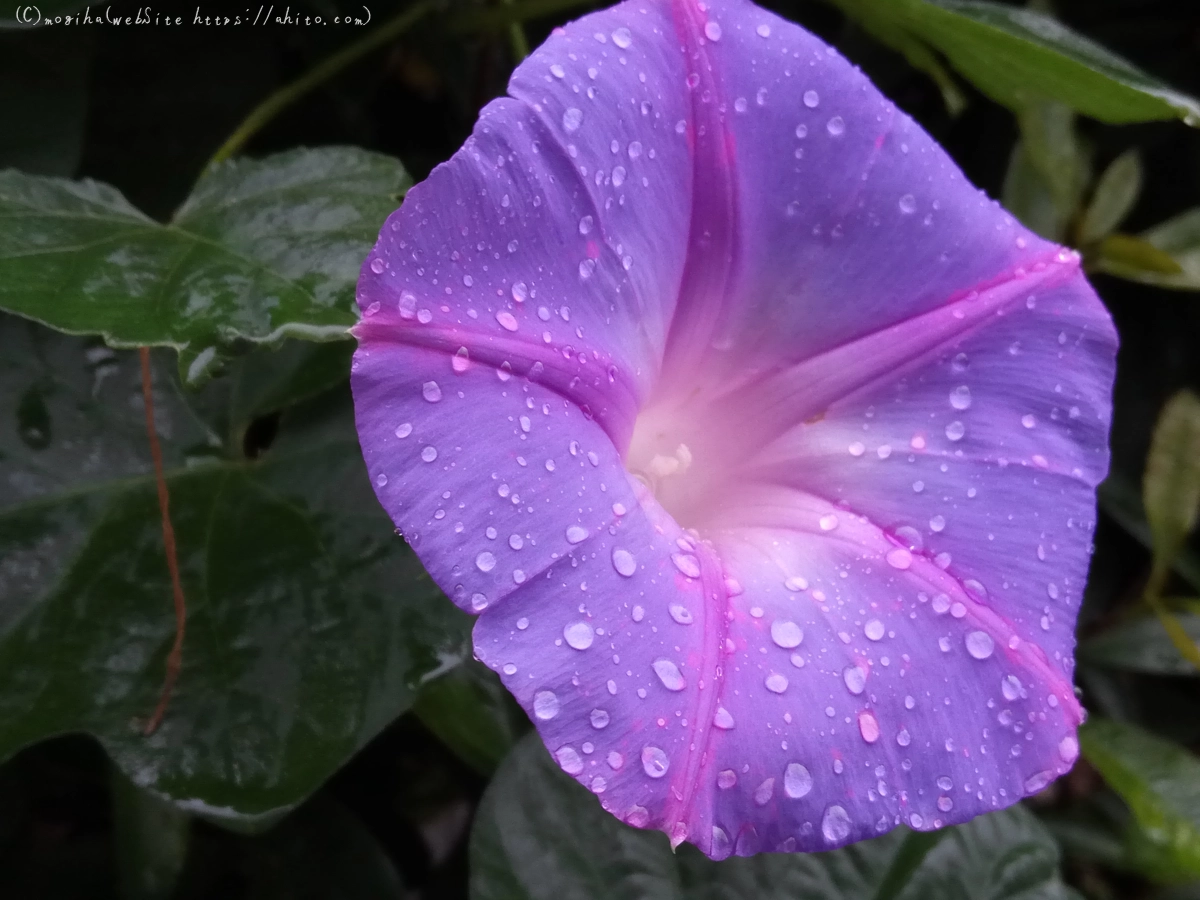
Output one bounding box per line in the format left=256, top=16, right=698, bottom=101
left=1058, top=734, right=1079, bottom=763
left=611, top=26, right=632, bottom=48
left=765, top=673, right=789, bottom=693
left=671, top=552, right=701, bottom=578
left=1024, top=770, right=1053, bottom=794
left=858, top=711, right=880, bottom=743
left=421, top=445, right=438, bottom=463
left=717, top=770, right=737, bottom=789
left=590, top=708, right=610, bottom=729
left=422, top=381, right=442, bottom=402
left=642, top=746, right=669, bottom=778
left=652, top=658, right=686, bottom=691
left=771, top=620, right=804, bottom=649
left=886, top=548, right=912, bottom=570
left=557, top=746, right=584, bottom=775
left=843, top=665, right=867, bottom=695
left=899, top=194, right=917, bottom=214
left=566, top=525, right=589, bottom=544
left=945, top=420, right=965, bottom=441
left=784, top=763, right=813, bottom=798
left=949, top=385, right=972, bottom=410
left=704, top=20, right=721, bottom=40
left=452, top=347, right=470, bottom=373
left=966, top=631, right=994, bottom=659
left=1002, top=674, right=1023, bottom=701
left=713, top=707, right=735, bottom=729
left=534, top=690, right=560, bottom=720
left=496, top=310, right=518, bottom=332
left=564, top=621, right=594, bottom=650
left=369, top=257, right=385, bottom=274
left=822, top=805, right=851, bottom=843
left=754, top=778, right=774, bottom=806
left=562, top=107, right=583, bottom=132
left=612, top=548, right=637, bottom=577
left=394, top=423, right=413, bottom=439
left=803, top=89, right=819, bottom=108
left=826, top=116, right=845, bottom=136
left=819, top=514, right=839, bottom=531
left=864, top=619, right=885, bottom=641
left=669, top=604, right=694, bottom=625
left=476, top=551, right=496, bottom=572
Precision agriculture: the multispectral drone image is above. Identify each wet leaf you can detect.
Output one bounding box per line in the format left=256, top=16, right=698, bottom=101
left=1080, top=150, right=1142, bottom=245
left=1001, top=101, right=1089, bottom=242
left=470, top=732, right=1076, bottom=900
left=1094, top=209, right=1200, bottom=290
left=1144, top=391, right=1200, bottom=591
left=0, top=316, right=470, bottom=826
left=1079, top=612, right=1200, bottom=677
left=1080, top=719, right=1200, bottom=881
left=0, top=147, right=408, bottom=384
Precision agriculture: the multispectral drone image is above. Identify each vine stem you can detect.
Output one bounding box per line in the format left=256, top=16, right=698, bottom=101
left=139, top=348, right=187, bottom=736
left=205, top=0, right=436, bottom=170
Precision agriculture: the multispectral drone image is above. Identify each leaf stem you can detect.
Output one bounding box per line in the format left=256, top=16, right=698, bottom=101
left=140, top=348, right=188, bottom=736
left=205, top=0, right=435, bottom=170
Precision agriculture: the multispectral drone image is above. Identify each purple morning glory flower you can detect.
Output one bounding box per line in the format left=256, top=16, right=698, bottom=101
left=351, top=0, right=1116, bottom=859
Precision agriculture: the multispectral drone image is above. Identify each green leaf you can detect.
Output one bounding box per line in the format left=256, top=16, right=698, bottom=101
left=111, top=766, right=191, bottom=900
left=1080, top=719, right=1200, bottom=881
left=1144, top=391, right=1200, bottom=592
left=470, top=732, right=1075, bottom=900
left=1079, top=150, right=1143, bottom=245
left=825, top=0, right=1200, bottom=126
left=1094, top=209, right=1200, bottom=291
left=414, top=660, right=530, bottom=777
left=1098, top=474, right=1200, bottom=593
left=1001, top=101, right=1089, bottom=242
left=0, top=316, right=470, bottom=826
left=906, top=1, right=1200, bottom=125
left=0, top=147, right=408, bottom=384
left=1079, top=612, right=1200, bottom=677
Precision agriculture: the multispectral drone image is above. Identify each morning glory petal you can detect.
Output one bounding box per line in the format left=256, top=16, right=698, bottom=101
left=352, top=0, right=1116, bottom=859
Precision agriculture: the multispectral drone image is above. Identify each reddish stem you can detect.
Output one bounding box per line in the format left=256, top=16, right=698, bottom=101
left=138, top=347, right=187, bottom=735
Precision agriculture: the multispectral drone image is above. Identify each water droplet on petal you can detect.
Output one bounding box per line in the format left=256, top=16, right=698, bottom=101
left=1022, top=413, right=1037, bottom=429
left=929, top=515, right=946, bottom=533
left=611, top=26, right=632, bottom=48
left=886, top=548, right=912, bottom=570
left=671, top=552, right=701, bottom=578
left=369, top=257, right=385, bottom=274
left=946, top=420, right=965, bottom=441
left=1024, top=770, right=1053, bottom=794
left=534, top=690, right=560, bottom=720
left=566, top=525, right=589, bottom=544
left=562, top=107, right=583, bottom=132
left=557, top=746, right=583, bottom=775
left=394, top=423, right=412, bottom=439
left=652, top=658, right=686, bottom=691
left=713, top=707, right=735, bottom=729
left=590, top=708, right=610, bottom=729
left=771, top=620, right=804, bottom=649
left=1002, top=674, right=1023, bottom=701
left=950, top=385, right=972, bottom=410
left=784, top=763, right=812, bottom=798
left=858, top=711, right=880, bottom=743
left=826, top=116, right=845, bottom=136
left=612, top=548, right=636, bottom=577
left=822, top=805, right=851, bottom=843
left=754, top=778, right=774, bottom=805
left=476, top=551, right=496, bottom=572
left=564, top=621, right=594, bottom=650
left=452, top=347, right=470, bottom=373
left=765, top=673, right=789, bottom=693
left=1058, top=734, right=1079, bottom=763
left=899, top=194, right=917, bottom=214
left=966, top=631, right=995, bottom=659
left=756, top=22, right=771, bottom=37
left=864, top=619, right=885, bottom=641
left=843, top=666, right=867, bottom=695
left=704, top=20, right=721, bottom=40
left=819, top=514, right=839, bottom=531
left=669, top=604, right=694, bottom=625
left=642, top=746, right=669, bottom=778
left=496, top=310, right=518, bottom=332
left=803, top=90, right=819, bottom=108
left=422, top=381, right=442, bottom=402
left=717, top=770, right=737, bottom=789
left=421, top=445, right=437, bottom=462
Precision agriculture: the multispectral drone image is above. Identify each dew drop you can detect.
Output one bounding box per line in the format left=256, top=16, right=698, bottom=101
left=945, top=420, right=965, bottom=441
left=864, top=619, right=885, bottom=641
left=590, top=708, right=610, bottom=729
left=765, top=673, right=789, bottom=693
left=717, top=770, right=737, bottom=789
left=642, top=746, right=669, bottom=778
left=475, top=551, right=496, bottom=572
left=611, top=27, right=632, bottom=48
left=369, top=257, right=385, bottom=274
left=578, top=215, right=594, bottom=235
left=557, top=746, right=584, bottom=775
left=826, top=116, right=845, bottom=136
left=771, top=620, right=804, bottom=649
left=822, top=805, right=851, bottom=843
left=949, top=385, right=972, bottom=410
left=395, top=423, right=412, bottom=439
left=566, top=525, right=589, bottom=544
left=652, top=658, right=686, bottom=691
left=534, top=690, right=560, bottom=720
left=819, top=514, right=839, bottom=531
left=858, top=711, right=880, bottom=743
left=1024, top=770, right=1053, bottom=794
left=671, top=552, right=701, bottom=578
left=562, top=107, right=583, bottom=132
left=713, top=707, right=735, bottom=730
left=803, top=90, right=819, bottom=108
left=966, top=631, right=995, bottom=659
left=886, top=548, right=913, bottom=570
left=929, top=515, right=946, bottom=533
left=756, top=23, right=771, bottom=37
left=452, top=347, right=470, bottom=373
left=1058, top=734, right=1079, bottom=763
left=843, top=665, right=867, bottom=695
left=420, top=445, right=438, bottom=463
left=704, top=21, right=721, bottom=40
left=899, top=194, right=917, bottom=214
left=564, top=621, right=594, bottom=650
left=612, top=548, right=637, bottom=577
left=754, top=778, right=774, bottom=805
left=784, top=763, right=813, bottom=799
left=496, top=310, right=518, bottom=332
left=669, top=604, right=694, bottom=625
left=422, top=381, right=442, bottom=402
left=1022, top=413, right=1037, bottom=429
